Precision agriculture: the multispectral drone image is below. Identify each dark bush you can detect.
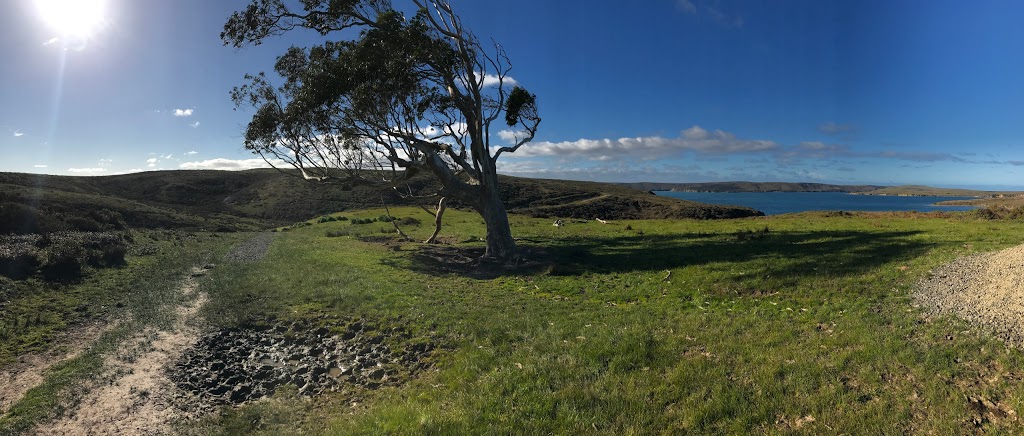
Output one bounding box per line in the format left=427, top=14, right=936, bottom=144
left=0, top=202, right=40, bottom=235
left=90, top=208, right=127, bottom=230
left=377, top=214, right=394, bottom=222
left=325, top=230, right=346, bottom=237
left=97, top=244, right=128, bottom=266
left=398, top=216, right=421, bottom=226
left=0, top=239, right=42, bottom=279
left=974, top=207, right=1001, bottom=220
left=66, top=216, right=104, bottom=232
left=41, top=238, right=87, bottom=280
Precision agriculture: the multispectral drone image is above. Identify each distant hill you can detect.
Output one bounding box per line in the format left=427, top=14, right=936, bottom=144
left=0, top=170, right=763, bottom=233
left=620, top=181, right=885, bottom=193
left=854, top=185, right=1023, bottom=198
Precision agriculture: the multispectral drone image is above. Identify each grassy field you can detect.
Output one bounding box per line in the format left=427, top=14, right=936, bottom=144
left=150, top=208, right=1024, bottom=434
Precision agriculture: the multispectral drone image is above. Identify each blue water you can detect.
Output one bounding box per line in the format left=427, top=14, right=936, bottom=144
left=656, top=191, right=978, bottom=215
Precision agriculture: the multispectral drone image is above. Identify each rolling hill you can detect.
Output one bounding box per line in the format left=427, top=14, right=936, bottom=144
left=0, top=170, right=763, bottom=233
left=621, top=181, right=885, bottom=193
left=853, top=185, right=1023, bottom=197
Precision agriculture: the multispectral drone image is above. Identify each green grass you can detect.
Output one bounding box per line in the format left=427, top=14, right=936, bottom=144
left=180, top=208, right=1024, bottom=434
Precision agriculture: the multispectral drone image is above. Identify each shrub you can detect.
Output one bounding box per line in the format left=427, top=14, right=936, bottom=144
left=41, top=238, right=87, bottom=280
left=89, top=208, right=127, bottom=230
left=97, top=244, right=128, bottom=266
left=0, top=239, right=42, bottom=279
left=377, top=214, right=394, bottom=222
left=398, top=216, right=422, bottom=226
left=325, top=230, right=347, bottom=237
left=0, top=202, right=40, bottom=235
left=974, top=207, right=1001, bottom=220
left=66, top=216, right=104, bottom=232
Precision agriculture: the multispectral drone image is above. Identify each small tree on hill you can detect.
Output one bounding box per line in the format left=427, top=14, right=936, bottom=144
left=223, top=0, right=540, bottom=261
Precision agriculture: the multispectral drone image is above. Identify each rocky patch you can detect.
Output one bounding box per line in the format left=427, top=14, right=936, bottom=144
left=168, top=319, right=434, bottom=407
left=914, top=244, right=1024, bottom=347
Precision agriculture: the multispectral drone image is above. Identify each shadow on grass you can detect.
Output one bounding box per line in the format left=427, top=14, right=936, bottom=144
left=390, top=245, right=554, bottom=280
left=396, top=229, right=932, bottom=280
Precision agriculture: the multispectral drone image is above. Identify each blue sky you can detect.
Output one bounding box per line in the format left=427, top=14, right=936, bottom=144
left=2, top=0, right=1023, bottom=188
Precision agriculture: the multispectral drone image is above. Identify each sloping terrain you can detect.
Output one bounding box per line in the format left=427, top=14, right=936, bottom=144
left=0, top=170, right=762, bottom=232
left=857, top=185, right=1021, bottom=197
left=621, top=181, right=885, bottom=193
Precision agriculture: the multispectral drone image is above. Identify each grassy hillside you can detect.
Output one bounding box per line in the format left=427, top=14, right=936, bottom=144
left=622, top=181, right=885, bottom=193
left=20, top=209, right=1021, bottom=433
left=856, top=185, right=1023, bottom=197
left=0, top=170, right=762, bottom=233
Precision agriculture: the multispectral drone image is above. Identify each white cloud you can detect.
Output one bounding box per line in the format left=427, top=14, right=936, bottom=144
left=13, top=131, right=24, bottom=137
left=160, top=154, right=173, bottom=159
left=146, top=157, right=157, bottom=168
left=43, top=37, right=59, bottom=46
left=497, top=130, right=524, bottom=143
left=482, top=74, right=517, bottom=88
left=67, top=167, right=107, bottom=174
left=190, top=121, right=200, bottom=128
left=514, top=126, right=778, bottom=160
left=185, top=150, right=199, bottom=155
left=98, top=158, right=113, bottom=167
left=173, top=108, right=194, bottom=117
left=179, top=158, right=284, bottom=171
left=677, top=0, right=697, bottom=14
left=33, top=164, right=48, bottom=168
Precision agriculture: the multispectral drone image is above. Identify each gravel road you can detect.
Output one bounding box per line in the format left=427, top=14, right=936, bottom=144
left=914, top=244, right=1024, bottom=347
left=223, top=233, right=276, bottom=264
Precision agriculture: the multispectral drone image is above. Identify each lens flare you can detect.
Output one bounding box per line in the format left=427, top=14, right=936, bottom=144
left=35, top=0, right=108, bottom=39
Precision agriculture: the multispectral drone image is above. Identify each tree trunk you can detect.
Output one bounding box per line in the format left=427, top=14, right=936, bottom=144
left=478, top=178, right=516, bottom=260
left=424, top=197, right=447, bottom=244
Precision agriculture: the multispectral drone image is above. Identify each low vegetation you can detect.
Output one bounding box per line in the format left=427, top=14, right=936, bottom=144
left=5, top=169, right=1024, bottom=433
left=183, top=209, right=1024, bottom=433
left=857, top=185, right=1022, bottom=198
left=0, top=170, right=762, bottom=235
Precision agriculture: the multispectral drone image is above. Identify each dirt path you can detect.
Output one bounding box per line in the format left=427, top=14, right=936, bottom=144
left=915, top=243, right=1024, bottom=347
left=32, top=266, right=211, bottom=436
left=0, top=320, right=111, bottom=416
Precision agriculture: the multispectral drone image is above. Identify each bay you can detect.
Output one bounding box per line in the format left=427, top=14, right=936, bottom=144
left=656, top=191, right=979, bottom=215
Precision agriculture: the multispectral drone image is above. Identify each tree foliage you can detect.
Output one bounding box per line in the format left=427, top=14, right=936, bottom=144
left=223, top=0, right=540, bottom=259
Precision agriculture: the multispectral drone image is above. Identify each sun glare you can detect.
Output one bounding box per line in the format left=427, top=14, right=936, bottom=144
left=35, top=0, right=108, bottom=39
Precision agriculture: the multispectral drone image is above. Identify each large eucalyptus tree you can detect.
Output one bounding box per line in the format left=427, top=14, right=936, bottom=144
left=223, top=0, right=540, bottom=260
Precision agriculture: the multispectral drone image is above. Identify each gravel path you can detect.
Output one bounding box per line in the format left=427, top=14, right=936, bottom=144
left=33, top=266, right=210, bottom=436
left=914, top=244, right=1024, bottom=347
left=223, top=233, right=276, bottom=264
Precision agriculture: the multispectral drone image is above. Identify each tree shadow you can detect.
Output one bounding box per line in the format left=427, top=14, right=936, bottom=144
left=394, top=229, right=933, bottom=281
left=542, top=229, right=930, bottom=279
left=389, top=244, right=554, bottom=280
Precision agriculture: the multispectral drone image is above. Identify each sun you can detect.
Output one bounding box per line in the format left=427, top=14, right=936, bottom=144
left=35, top=0, right=108, bottom=39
